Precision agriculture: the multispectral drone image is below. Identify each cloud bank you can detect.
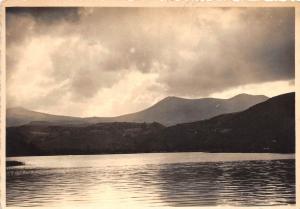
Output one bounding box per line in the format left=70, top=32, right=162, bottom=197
left=6, top=7, right=295, bottom=116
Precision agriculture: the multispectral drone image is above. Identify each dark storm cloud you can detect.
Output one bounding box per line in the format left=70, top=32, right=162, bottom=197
left=6, top=7, right=80, bottom=44
left=7, top=7, right=80, bottom=23
left=6, top=7, right=295, bottom=106
left=156, top=8, right=295, bottom=96
left=6, top=7, right=81, bottom=80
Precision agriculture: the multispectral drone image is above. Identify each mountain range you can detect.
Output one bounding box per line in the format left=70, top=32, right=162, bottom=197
left=6, top=92, right=294, bottom=156
left=7, top=93, right=268, bottom=127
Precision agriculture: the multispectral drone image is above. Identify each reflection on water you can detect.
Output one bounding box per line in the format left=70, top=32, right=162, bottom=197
left=6, top=153, right=295, bottom=207
left=158, top=160, right=295, bottom=206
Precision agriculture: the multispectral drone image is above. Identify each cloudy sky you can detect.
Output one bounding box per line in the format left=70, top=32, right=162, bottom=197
left=6, top=7, right=295, bottom=117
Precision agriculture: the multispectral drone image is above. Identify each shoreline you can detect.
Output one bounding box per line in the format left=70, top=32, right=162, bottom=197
left=6, top=160, right=25, bottom=167
left=6, top=151, right=296, bottom=158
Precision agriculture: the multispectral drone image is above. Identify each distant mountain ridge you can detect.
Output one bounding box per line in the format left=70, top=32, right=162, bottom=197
left=7, top=93, right=268, bottom=127
left=114, top=93, right=268, bottom=125
left=154, top=92, right=295, bottom=153
left=6, top=92, right=294, bottom=156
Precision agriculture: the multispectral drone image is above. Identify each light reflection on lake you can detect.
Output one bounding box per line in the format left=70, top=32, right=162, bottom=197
left=6, top=152, right=295, bottom=208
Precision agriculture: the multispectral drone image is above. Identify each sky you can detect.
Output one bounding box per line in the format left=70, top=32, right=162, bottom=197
left=6, top=7, right=295, bottom=117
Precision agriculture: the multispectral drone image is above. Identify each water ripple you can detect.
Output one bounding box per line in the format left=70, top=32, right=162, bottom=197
left=6, top=153, right=295, bottom=207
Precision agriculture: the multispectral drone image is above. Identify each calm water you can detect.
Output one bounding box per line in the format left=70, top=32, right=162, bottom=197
left=7, top=153, right=295, bottom=208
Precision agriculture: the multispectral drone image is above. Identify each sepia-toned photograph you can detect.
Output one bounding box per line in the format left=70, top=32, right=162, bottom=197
left=3, top=4, right=296, bottom=208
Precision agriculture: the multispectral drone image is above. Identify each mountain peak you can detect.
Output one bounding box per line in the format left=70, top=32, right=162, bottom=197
left=230, top=93, right=268, bottom=100
left=156, top=96, right=185, bottom=104
left=163, top=96, right=182, bottom=101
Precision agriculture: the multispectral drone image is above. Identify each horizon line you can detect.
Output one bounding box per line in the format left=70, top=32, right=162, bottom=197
left=6, top=91, right=294, bottom=119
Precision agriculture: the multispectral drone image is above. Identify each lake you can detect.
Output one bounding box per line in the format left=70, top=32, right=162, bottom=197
left=6, top=152, right=295, bottom=208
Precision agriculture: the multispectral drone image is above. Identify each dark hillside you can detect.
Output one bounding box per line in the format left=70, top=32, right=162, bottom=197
left=6, top=93, right=294, bottom=156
